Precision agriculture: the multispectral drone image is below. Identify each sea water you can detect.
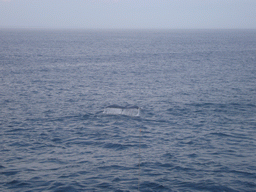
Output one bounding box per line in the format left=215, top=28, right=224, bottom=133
left=0, top=29, right=256, bottom=191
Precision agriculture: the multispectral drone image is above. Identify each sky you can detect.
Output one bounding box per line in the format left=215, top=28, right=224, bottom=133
left=0, top=0, right=255, bottom=29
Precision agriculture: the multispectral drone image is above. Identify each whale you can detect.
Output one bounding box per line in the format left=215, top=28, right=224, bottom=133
left=103, top=105, right=141, bottom=116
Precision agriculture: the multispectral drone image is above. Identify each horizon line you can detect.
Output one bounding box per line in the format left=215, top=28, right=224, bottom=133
left=1, top=27, right=256, bottom=31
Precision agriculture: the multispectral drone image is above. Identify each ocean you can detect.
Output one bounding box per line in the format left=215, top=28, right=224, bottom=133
left=0, top=29, right=256, bottom=192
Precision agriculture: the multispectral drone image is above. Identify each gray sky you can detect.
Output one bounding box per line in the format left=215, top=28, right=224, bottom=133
left=0, top=0, right=255, bottom=29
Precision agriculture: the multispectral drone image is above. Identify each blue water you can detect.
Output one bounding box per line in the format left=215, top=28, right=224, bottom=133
left=0, top=29, right=256, bottom=192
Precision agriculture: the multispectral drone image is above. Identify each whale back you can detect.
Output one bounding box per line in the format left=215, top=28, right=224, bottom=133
left=103, top=105, right=140, bottom=116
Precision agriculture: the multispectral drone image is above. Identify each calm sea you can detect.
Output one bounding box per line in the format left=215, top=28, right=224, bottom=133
left=0, top=29, right=256, bottom=192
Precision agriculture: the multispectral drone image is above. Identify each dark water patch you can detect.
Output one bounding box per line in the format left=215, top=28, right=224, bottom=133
left=246, top=103, right=256, bottom=108
left=65, top=139, right=104, bottom=147
left=214, top=167, right=256, bottom=179
left=210, top=132, right=232, bottom=137
left=167, top=106, right=191, bottom=116
left=242, top=181, right=256, bottom=189
left=97, top=182, right=113, bottom=190
left=178, top=180, right=239, bottom=192
left=114, top=189, right=129, bottom=192
left=98, top=165, right=134, bottom=171
left=9, top=141, right=31, bottom=148
left=43, top=109, right=55, bottom=115
left=112, top=177, right=121, bottom=182
left=173, top=165, right=195, bottom=173
left=5, top=179, right=30, bottom=190
left=51, top=114, right=84, bottom=122
left=6, top=128, right=28, bottom=133
left=162, top=152, right=175, bottom=159
left=25, top=114, right=85, bottom=124
left=140, top=181, right=169, bottom=192
left=137, top=143, right=148, bottom=149
left=6, top=180, right=19, bottom=185
left=48, top=182, right=65, bottom=191
left=42, top=158, right=67, bottom=165
left=103, top=143, right=134, bottom=150
left=188, top=153, right=198, bottom=158
left=185, top=102, right=254, bottom=115
left=1, top=170, right=19, bottom=176
left=139, top=161, right=174, bottom=171
left=81, top=113, right=94, bottom=120
left=58, top=172, right=79, bottom=179
left=209, top=131, right=253, bottom=142
left=0, top=165, right=5, bottom=169
left=77, top=170, right=89, bottom=175
left=159, top=163, right=174, bottom=168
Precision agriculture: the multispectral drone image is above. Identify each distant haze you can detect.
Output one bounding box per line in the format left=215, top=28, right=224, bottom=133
left=0, top=0, right=255, bottom=29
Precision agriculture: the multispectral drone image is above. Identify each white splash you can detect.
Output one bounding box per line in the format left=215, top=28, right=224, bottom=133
left=103, top=105, right=141, bottom=116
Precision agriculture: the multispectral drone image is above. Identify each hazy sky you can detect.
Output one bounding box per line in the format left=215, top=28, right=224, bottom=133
left=0, top=0, right=255, bottom=29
